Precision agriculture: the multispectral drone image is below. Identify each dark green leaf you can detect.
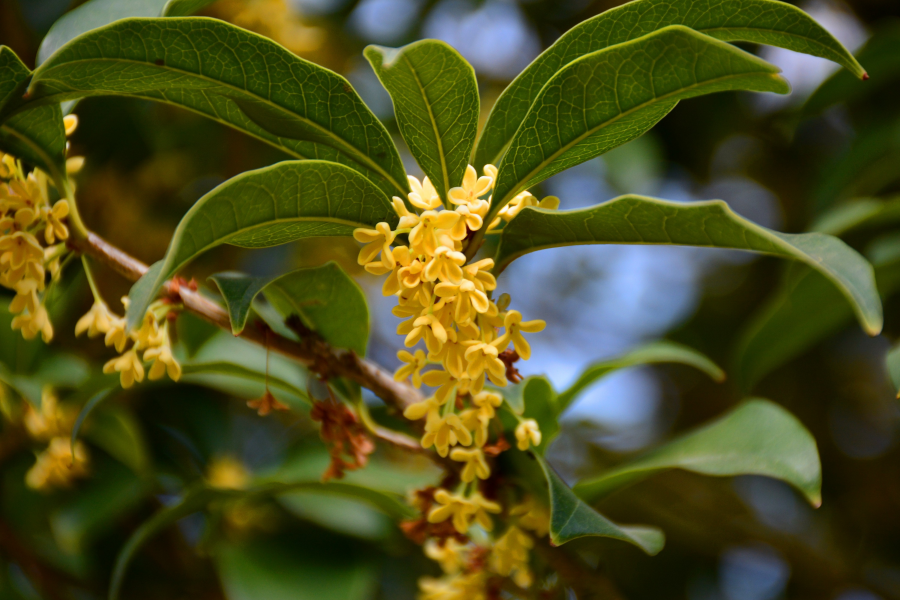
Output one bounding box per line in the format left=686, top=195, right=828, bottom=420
left=573, top=399, right=822, bottom=506
left=493, top=196, right=882, bottom=336
left=474, top=0, right=859, bottom=169
left=180, top=361, right=310, bottom=406
left=886, top=342, right=900, bottom=397
left=557, top=341, right=724, bottom=414
left=499, top=376, right=559, bottom=454
left=538, top=456, right=664, bottom=552
left=23, top=18, right=409, bottom=199
left=162, top=0, right=217, bottom=16
left=484, top=26, right=789, bottom=228
left=71, top=388, right=114, bottom=462
left=124, top=160, right=393, bottom=331
left=365, top=40, right=478, bottom=201
left=809, top=197, right=900, bottom=235
left=0, top=47, right=67, bottom=178
left=36, top=0, right=169, bottom=67
left=211, top=263, right=370, bottom=356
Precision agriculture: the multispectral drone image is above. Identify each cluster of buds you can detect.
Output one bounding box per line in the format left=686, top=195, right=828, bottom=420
left=1, top=116, right=82, bottom=343
left=310, top=399, right=375, bottom=482
left=23, top=387, right=89, bottom=491
left=76, top=295, right=182, bottom=388
left=353, top=165, right=557, bottom=597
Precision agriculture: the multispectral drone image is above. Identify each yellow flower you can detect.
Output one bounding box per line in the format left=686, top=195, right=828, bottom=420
left=420, top=369, right=458, bottom=405
left=25, top=437, right=89, bottom=491
left=23, top=387, right=74, bottom=441
left=403, top=396, right=441, bottom=421
left=434, top=279, right=489, bottom=325
left=0, top=231, right=43, bottom=271
left=104, top=316, right=129, bottom=353
left=8, top=278, right=39, bottom=314
left=75, top=300, right=115, bottom=337
left=515, top=419, right=542, bottom=451
left=428, top=330, right=469, bottom=379
left=463, top=341, right=507, bottom=386
left=103, top=349, right=145, bottom=389
left=63, top=114, right=79, bottom=137
left=408, top=175, right=443, bottom=210
left=206, top=455, right=250, bottom=490
left=428, top=488, right=500, bottom=534
left=404, top=313, right=448, bottom=353
left=459, top=408, right=490, bottom=447
left=462, top=258, right=496, bottom=292
left=421, top=412, right=472, bottom=457
left=395, top=349, right=428, bottom=387
left=41, top=200, right=69, bottom=244
left=409, top=210, right=460, bottom=257
left=510, top=496, right=550, bottom=538
left=11, top=304, right=53, bottom=342
left=424, top=246, right=465, bottom=284
left=450, top=446, right=490, bottom=482
left=491, top=525, right=533, bottom=588
left=354, top=222, right=396, bottom=268
left=391, top=196, right=420, bottom=229
left=418, top=572, right=487, bottom=600
left=448, top=165, right=493, bottom=209
left=144, top=339, right=182, bottom=382
left=495, top=310, right=545, bottom=360
left=424, top=538, right=468, bottom=574
left=453, top=203, right=484, bottom=235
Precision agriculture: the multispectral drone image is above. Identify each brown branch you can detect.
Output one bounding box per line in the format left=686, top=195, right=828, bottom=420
left=69, top=232, right=424, bottom=420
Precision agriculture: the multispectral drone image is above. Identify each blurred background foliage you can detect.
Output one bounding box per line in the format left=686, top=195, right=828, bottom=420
left=1, top=0, right=900, bottom=599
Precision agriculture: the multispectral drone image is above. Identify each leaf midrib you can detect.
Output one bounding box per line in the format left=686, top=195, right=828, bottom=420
left=492, top=70, right=780, bottom=216
left=402, top=53, right=451, bottom=200
left=31, top=57, right=407, bottom=196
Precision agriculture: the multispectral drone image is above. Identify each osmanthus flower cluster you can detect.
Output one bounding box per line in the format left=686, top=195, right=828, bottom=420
left=22, top=387, right=88, bottom=491
left=353, top=165, right=556, bottom=597
left=0, top=115, right=82, bottom=344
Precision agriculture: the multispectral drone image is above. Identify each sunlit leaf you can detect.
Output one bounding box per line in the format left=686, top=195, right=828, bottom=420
left=474, top=0, right=865, bottom=169
left=162, top=0, right=217, bottom=16
left=365, top=40, right=478, bottom=202
left=493, top=197, right=882, bottom=336
left=557, top=341, right=724, bottom=414
left=21, top=17, right=409, bottom=199
left=484, top=26, right=789, bottom=230
left=0, top=47, right=67, bottom=179
left=124, top=160, right=393, bottom=331
left=210, top=263, right=370, bottom=356
left=538, top=456, right=664, bottom=552
left=574, top=399, right=822, bottom=506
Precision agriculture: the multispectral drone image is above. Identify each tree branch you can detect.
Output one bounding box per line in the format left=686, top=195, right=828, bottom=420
left=68, top=232, right=423, bottom=416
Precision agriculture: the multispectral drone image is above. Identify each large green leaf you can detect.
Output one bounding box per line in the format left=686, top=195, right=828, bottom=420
left=0, top=47, right=67, bottom=178
left=110, top=480, right=410, bottom=599
left=365, top=40, right=478, bottom=202
left=573, top=399, right=822, bottom=506
left=180, top=362, right=310, bottom=406
left=162, top=0, right=217, bottom=16
left=36, top=0, right=169, bottom=66
left=493, top=196, right=882, bottom=336
left=735, top=250, right=900, bottom=390
left=19, top=17, right=409, bottom=199
left=538, top=456, right=664, bottom=553
left=210, top=263, right=370, bottom=356
left=124, top=160, right=393, bottom=331
left=473, top=0, right=859, bottom=169
left=499, top=376, right=559, bottom=455
left=215, top=538, right=377, bottom=600
left=483, top=26, right=789, bottom=230
left=557, top=341, right=724, bottom=414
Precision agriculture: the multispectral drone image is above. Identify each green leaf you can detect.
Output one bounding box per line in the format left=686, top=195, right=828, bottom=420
left=573, top=399, right=822, bottom=507
left=210, top=263, right=370, bottom=356
left=110, top=480, right=410, bottom=599
left=735, top=252, right=900, bottom=390
left=365, top=40, right=479, bottom=201
left=0, top=47, right=67, bottom=178
left=538, top=456, right=664, bottom=553
left=180, top=362, right=310, bottom=406
left=124, top=160, right=394, bottom=331
left=500, top=376, right=559, bottom=454
left=484, top=26, right=789, bottom=228
left=493, top=196, right=883, bottom=336
left=22, top=17, right=409, bottom=199
left=557, top=341, right=724, bottom=414
left=36, top=0, right=169, bottom=67
left=886, top=342, right=900, bottom=397
left=162, top=0, right=217, bottom=16
left=474, top=0, right=859, bottom=169
left=215, top=538, right=377, bottom=600
left=809, top=197, right=900, bottom=235
left=71, top=388, right=114, bottom=462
